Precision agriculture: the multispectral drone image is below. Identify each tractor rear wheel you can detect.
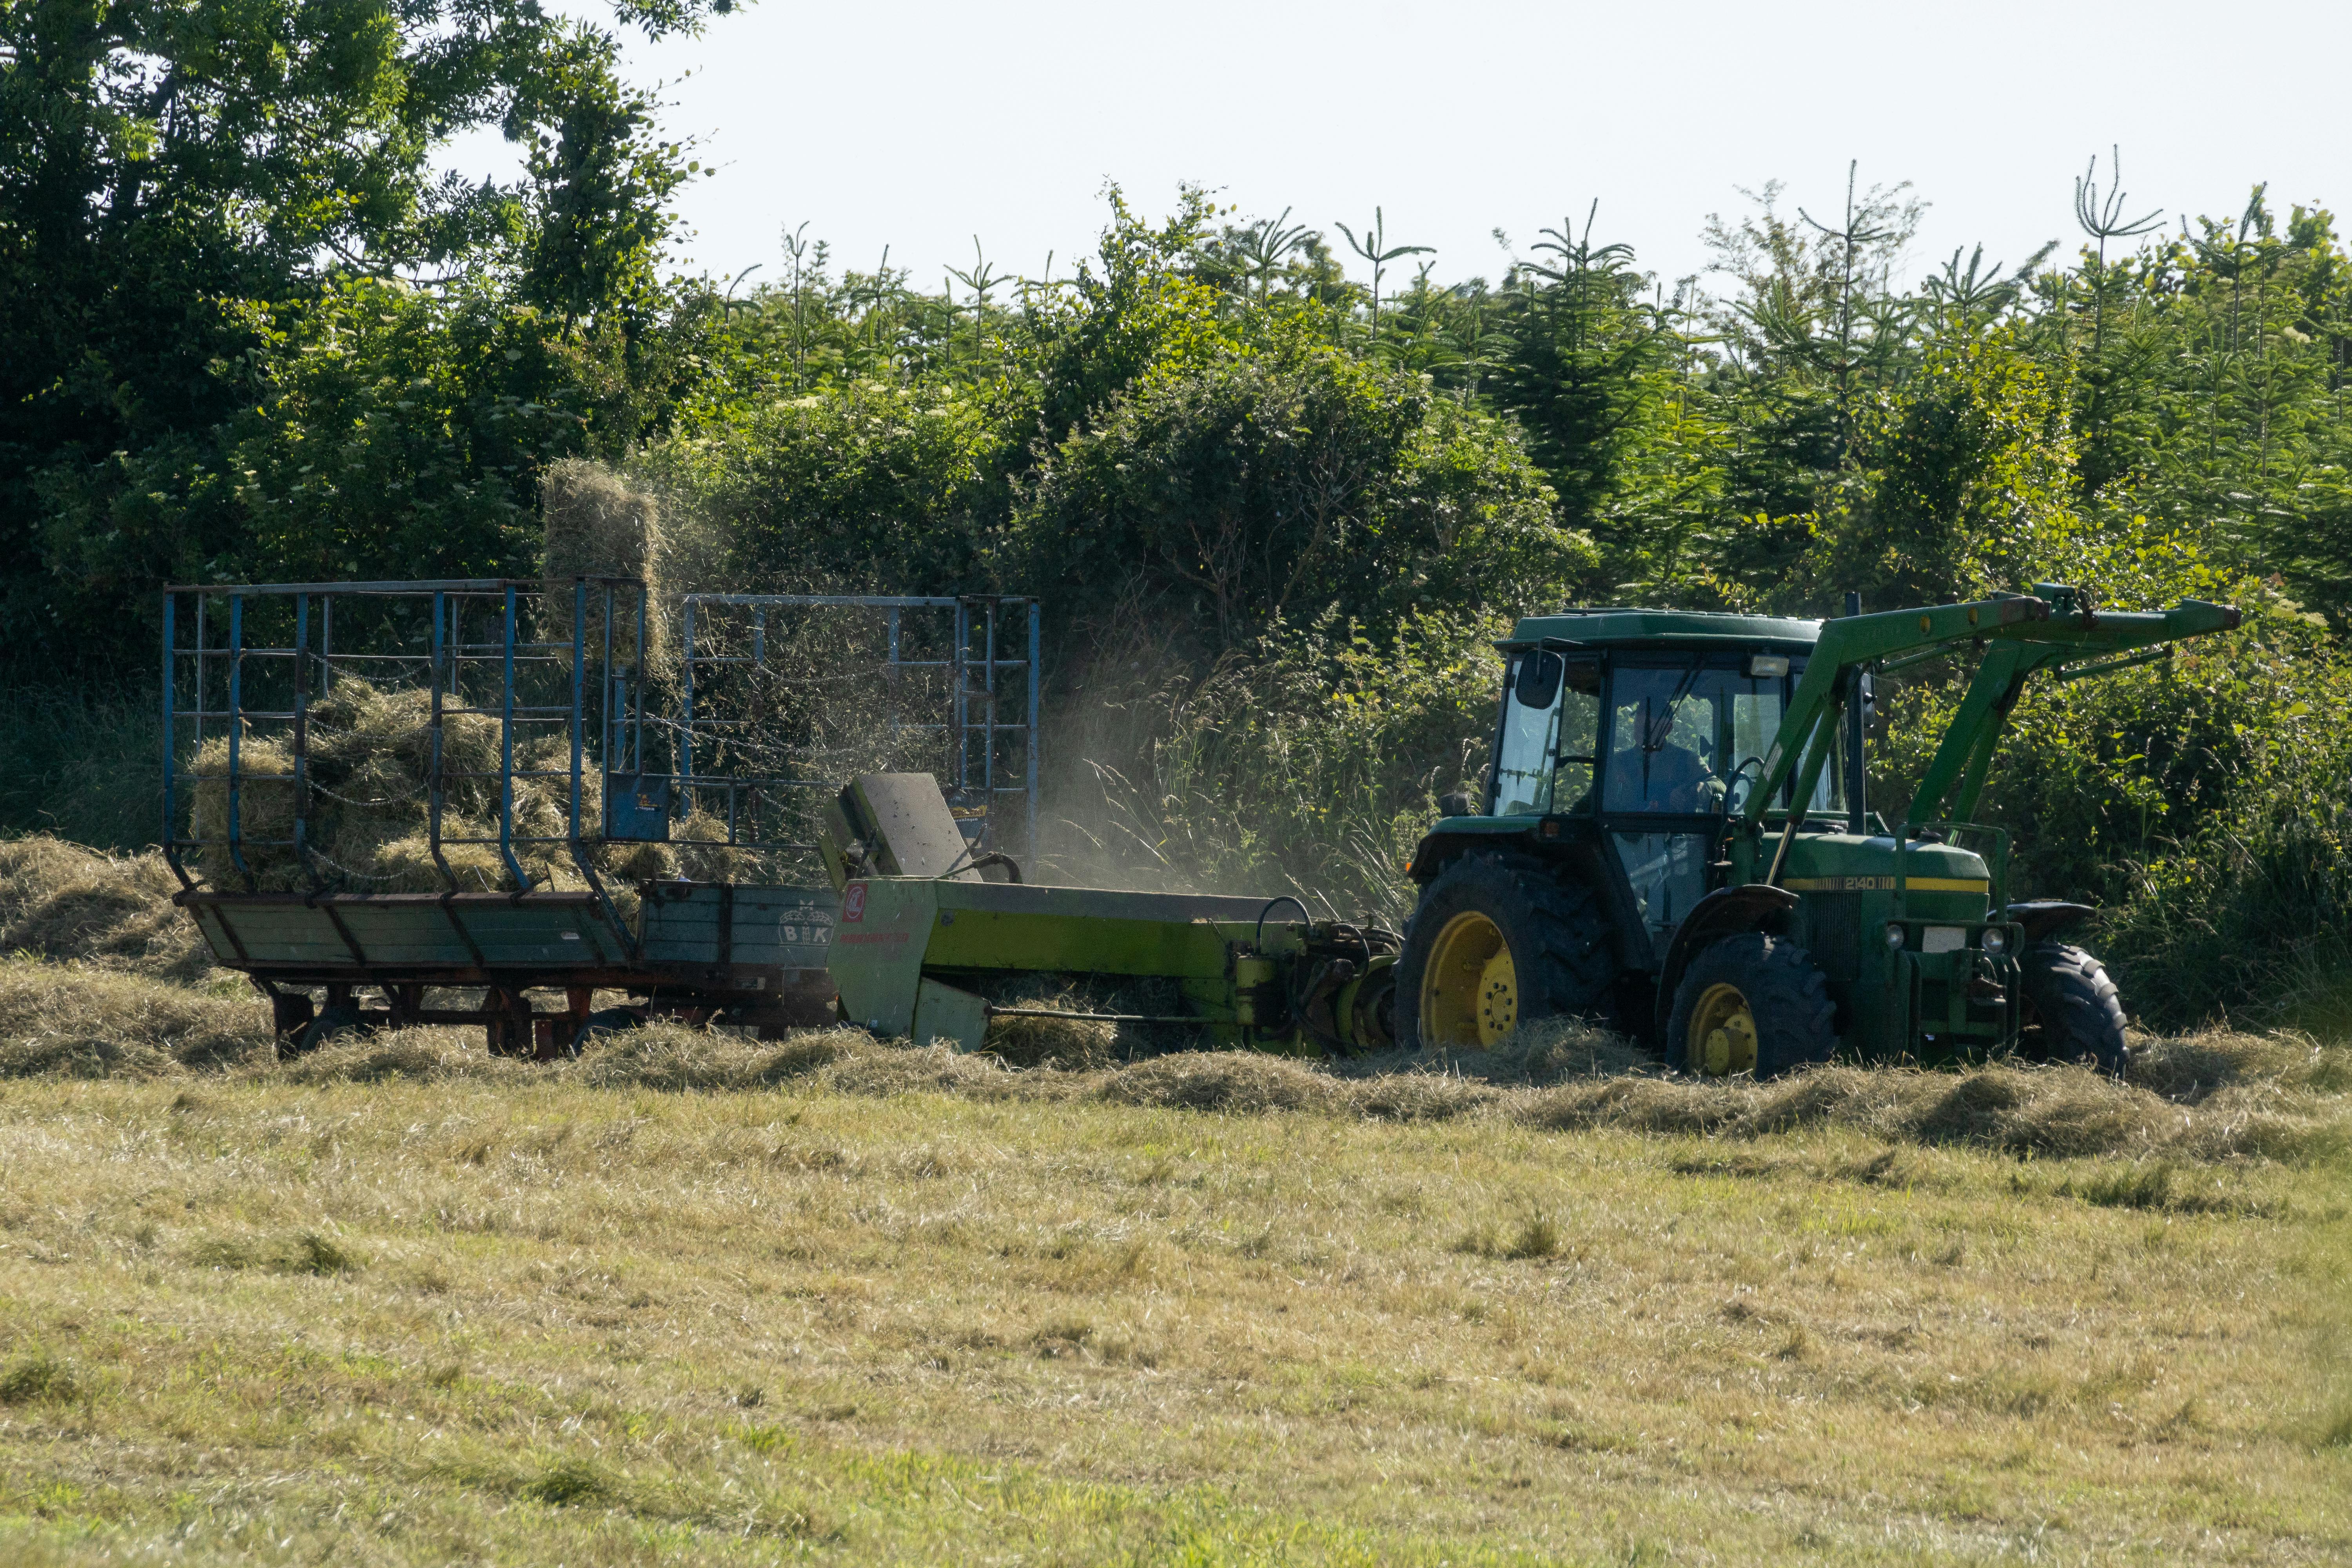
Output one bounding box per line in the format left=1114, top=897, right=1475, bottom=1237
left=2018, top=942, right=2129, bottom=1075
left=1666, top=934, right=1835, bottom=1079
left=1396, top=851, right=1619, bottom=1051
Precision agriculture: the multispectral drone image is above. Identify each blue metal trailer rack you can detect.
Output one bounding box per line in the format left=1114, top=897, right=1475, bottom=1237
left=163, top=578, right=1041, bottom=1055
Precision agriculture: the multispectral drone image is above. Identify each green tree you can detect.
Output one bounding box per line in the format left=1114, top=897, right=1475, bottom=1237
left=1013, top=329, right=1578, bottom=657
left=1843, top=330, right=2077, bottom=604
left=0, top=0, right=737, bottom=666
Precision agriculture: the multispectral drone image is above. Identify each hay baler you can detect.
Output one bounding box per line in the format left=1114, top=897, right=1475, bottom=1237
left=1397, top=585, right=2241, bottom=1075
left=817, top=774, right=1399, bottom=1053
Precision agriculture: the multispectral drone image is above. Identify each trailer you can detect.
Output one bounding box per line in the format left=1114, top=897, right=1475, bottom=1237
left=163, top=577, right=1041, bottom=1054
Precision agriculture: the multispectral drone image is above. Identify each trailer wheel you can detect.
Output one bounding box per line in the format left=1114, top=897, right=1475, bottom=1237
left=290, top=1005, right=364, bottom=1056
left=1666, top=934, right=1835, bottom=1079
left=2018, top=942, right=2129, bottom=1075
left=1396, top=851, right=1619, bottom=1050
left=579, top=1006, right=644, bottom=1044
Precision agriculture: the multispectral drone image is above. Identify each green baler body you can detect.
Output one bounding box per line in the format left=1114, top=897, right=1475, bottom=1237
left=826, top=875, right=1376, bottom=1054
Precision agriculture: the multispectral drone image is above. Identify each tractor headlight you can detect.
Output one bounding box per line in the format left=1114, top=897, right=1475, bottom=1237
left=1884, top=922, right=1906, bottom=951
left=1982, top=927, right=2008, bottom=956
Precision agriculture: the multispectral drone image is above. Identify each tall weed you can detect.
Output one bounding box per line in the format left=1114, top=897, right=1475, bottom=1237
left=0, top=684, right=161, bottom=850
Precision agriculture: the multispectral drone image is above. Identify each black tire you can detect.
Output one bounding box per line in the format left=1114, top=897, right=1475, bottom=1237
left=1395, top=851, right=1620, bottom=1051
left=579, top=1005, right=644, bottom=1043
left=1666, top=934, right=1835, bottom=1080
left=290, top=1005, right=364, bottom=1055
left=2018, top=941, right=2129, bottom=1074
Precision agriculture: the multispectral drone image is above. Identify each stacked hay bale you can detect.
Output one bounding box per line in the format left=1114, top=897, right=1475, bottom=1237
left=181, top=462, right=770, bottom=896
left=185, top=676, right=597, bottom=892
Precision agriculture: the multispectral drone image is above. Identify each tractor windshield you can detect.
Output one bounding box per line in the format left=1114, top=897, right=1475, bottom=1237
left=1603, top=657, right=1842, bottom=956
left=1604, top=662, right=1842, bottom=816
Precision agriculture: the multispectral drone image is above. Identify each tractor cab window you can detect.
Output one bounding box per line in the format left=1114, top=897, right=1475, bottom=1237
left=1603, top=656, right=1841, bottom=955
left=1491, top=652, right=1600, bottom=816
left=1603, top=661, right=1843, bottom=816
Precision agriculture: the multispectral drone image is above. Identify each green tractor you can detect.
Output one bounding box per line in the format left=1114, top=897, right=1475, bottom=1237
left=1396, top=587, right=2241, bottom=1076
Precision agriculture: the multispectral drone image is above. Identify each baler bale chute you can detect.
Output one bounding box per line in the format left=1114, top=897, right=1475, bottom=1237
left=818, top=773, right=1401, bottom=1053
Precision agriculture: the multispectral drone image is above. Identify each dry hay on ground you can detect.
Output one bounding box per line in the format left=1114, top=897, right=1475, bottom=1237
left=5, top=955, right=2337, bottom=1167
left=0, top=838, right=214, bottom=981
left=0, top=961, right=270, bottom=1077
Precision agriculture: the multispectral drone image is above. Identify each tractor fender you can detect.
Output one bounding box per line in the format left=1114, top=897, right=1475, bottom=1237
left=2005, top=900, right=2098, bottom=944
left=1406, top=821, right=1542, bottom=884
left=1652, top=884, right=1802, bottom=1042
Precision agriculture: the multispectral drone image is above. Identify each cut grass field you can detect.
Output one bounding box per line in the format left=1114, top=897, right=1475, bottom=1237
left=0, top=994, right=2348, bottom=1564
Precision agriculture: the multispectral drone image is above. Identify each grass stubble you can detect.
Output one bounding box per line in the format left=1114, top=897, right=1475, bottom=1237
left=0, top=844, right=2347, bottom=1561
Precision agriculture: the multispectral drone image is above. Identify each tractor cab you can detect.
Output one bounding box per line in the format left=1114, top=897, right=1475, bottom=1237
left=1401, top=592, right=2242, bottom=1078
left=1489, top=624, right=1848, bottom=964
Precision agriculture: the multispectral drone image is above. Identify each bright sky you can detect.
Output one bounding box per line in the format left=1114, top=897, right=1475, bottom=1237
left=443, top=0, right=2348, bottom=299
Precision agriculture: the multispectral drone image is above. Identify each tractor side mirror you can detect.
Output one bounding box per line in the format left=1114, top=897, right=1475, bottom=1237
left=1512, top=650, right=1563, bottom=709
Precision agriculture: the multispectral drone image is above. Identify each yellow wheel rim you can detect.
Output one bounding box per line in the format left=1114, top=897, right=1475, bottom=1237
left=1687, top=982, right=1759, bottom=1077
left=1421, top=911, right=1517, bottom=1049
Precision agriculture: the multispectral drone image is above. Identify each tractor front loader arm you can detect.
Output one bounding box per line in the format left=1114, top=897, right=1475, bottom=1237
left=1735, top=590, right=2238, bottom=889
left=1904, top=593, right=2241, bottom=834
left=1745, top=594, right=2053, bottom=833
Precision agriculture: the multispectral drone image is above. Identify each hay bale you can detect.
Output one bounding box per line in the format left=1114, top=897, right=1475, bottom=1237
left=186, top=733, right=304, bottom=887
left=673, top=809, right=765, bottom=882
left=540, top=459, right=665, bottom=661
left=606, top=839, right=675, bottom=883
left=174, top=673, right=609, bottom=893
left=367, top=835, right=508, bottom=893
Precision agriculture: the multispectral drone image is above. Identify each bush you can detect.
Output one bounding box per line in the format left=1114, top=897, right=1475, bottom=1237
left=1014, top=334, right=1580, bottom=658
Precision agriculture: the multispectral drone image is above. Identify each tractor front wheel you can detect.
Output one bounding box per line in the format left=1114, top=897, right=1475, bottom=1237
left=1666, top=934, right=1835, bottom=1080
left=1396, top=851, right=1619, bottom=1051
left=2017, top=942, right=2129, bottom=1075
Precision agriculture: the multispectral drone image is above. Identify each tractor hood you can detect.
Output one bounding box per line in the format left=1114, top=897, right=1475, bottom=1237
left=1779, top=834, right=1993, bottom=918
